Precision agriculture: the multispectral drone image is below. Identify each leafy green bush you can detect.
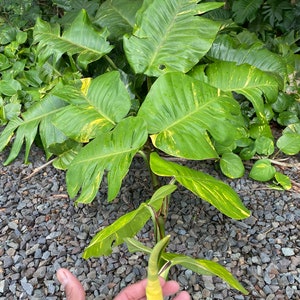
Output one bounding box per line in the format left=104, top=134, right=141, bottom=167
left=0, top=0, right=57, bottom=28
left=1, top=0, right=299, bottom=295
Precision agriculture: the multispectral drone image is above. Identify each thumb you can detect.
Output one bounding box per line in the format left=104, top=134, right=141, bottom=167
left=57, top=268, right=85, bottom=300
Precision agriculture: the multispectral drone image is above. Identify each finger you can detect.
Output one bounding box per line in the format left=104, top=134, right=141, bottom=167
left=160, top=279, right=180, bottom=296
left=173, top=291, right=191, bottom=300
left=57, top=268, right=85, bottom=300
left=113, top=277, right=184, bottom=300
left=114, top=279, right=148, bottom=300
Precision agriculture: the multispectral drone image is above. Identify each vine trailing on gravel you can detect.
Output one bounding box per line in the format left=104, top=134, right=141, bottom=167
left=0, top=0, right=299, bottom=296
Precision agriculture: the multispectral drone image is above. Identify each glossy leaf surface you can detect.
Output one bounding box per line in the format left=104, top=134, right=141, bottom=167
left=277, top=123, right=300, bottom=155
left=220, top=152, right=245, bottom=179
left=249, top=159, right=276, bottom=181
left=274, top=172, right=292, bottom=190
left=205, top=61, right=279, bottom=124
left=0, top=95, right=67, bottom=164
left=126, top=238, right=248, bottom=294
left=94, top=0, right=143, bottom=39
left=124, top=0, right=221, bottom=76
left=66, top=117, right=148, bottom=204
left=208, top=34, right=287, bottom=83
left=33, top=10, right=113, bottom=68
left=53, top=71, right=131, bottom=142
left=150, top=153, right=250, bottom=220
left=138, top=72, right=244, bottom=160
left=83, top=185, right=176, bottom=258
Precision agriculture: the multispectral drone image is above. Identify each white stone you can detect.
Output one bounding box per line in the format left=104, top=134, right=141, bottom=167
left=282, top=248, right=295, bottom=256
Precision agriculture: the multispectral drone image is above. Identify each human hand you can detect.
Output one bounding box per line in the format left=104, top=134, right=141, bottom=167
left=57, top=268, right=85, bottom=300
left=114, top=277, right=190, bottom=300
left=57, top=268, right=190, bottom=300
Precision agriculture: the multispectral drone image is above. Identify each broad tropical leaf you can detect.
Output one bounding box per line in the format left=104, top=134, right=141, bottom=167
left=204, top=61, right=279, bottom=125
left=138, top=72, right=245, bottom=160
left=54, top=0, right=100, bottom=25
left=126, top=238, right=248, bottom=294
left=49, top=140, right=82, bottom=170
left=94, top=0, right=143, bottom=39
left=165, top=256, right=248, bottom=294
left=150, top=153, right=250, bottom=220
left=33, top=10, right=113, bottom=68
left=232, top=0, right=264, bottom=24
left=53, top=71, right=131, bottom=142
left=83, top=185, right=177, bottom=258
left=0, top=79, right=22, bottom=96
left=208, top=34, right=287, bottom=84
left=66, top=116, right=148, bottom=204
left=123, top=0, right=222, bottom=77
left=0, top=95, right=67, bottom=165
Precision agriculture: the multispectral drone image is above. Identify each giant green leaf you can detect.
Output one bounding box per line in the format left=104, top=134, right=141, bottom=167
left=205, top=61, right=279, bottom=125
left=33, top=10, right=113, bottom=68
left=66, top=116, right=148, bottom=204
left=208, top=34, right=287, bottom=84
left=0, top=95, right=67, bottom=165
left=123, top=0, right=222, bottom=77
left=53, top=71, right=131, bottom=142
left=138, top=72, right=245, bottom=160
left=83, top=185, right=177, bottom=258
left=150, top=153, right=250, bottom=220
left=94, top=0, right=143, bottom=40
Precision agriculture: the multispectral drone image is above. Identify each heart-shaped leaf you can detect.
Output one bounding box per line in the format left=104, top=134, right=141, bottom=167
left=249, top=159, right=276, bottom=181
left=220, top=152, right=245, bottom=178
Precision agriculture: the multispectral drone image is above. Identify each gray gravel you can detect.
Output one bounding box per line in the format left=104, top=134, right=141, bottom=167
left=0, top=145, right=299, bottom=299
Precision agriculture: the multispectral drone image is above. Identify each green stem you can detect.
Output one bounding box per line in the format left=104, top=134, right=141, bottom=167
left=148, top=205, right=165, bottom=242
left=104, top=55, right=118, bottom=70
left=147, top=76, right=153, bottom=91
left=138, top=150, right=160, bottom=189
left=159, top=178, right=176, bottom=221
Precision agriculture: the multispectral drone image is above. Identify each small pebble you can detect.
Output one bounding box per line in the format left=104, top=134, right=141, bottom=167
left=20, top=277, right=33, bottom=295
left=282, top=248, right=295, bottom=256
left=0, top=280, right=8, bottom=293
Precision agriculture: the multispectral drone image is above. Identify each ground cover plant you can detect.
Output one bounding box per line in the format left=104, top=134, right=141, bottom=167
left=0, top=0, right=299, bottom=296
